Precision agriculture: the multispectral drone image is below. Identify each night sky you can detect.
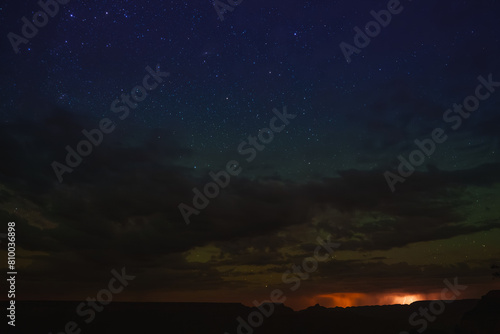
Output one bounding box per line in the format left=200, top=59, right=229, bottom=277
left=1, top=0, right=499, bottom=310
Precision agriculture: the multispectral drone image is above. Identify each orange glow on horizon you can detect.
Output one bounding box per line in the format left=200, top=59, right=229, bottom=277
left=309, top=291, right=443, bottom=308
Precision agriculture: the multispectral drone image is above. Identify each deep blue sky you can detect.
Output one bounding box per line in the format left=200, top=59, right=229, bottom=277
left=0, top=0, right=499, bottom=308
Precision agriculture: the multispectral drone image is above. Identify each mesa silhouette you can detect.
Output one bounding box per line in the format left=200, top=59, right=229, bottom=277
left=2, top=290, right=498, bottom=334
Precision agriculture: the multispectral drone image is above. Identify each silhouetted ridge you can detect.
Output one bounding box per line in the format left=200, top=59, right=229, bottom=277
left=2, top=291, right=499, bottom=334
left=457, top=290, right=500, bottom=334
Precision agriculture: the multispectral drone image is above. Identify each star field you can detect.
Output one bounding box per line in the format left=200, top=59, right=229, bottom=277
left=0, top=0, right=499, bottom=309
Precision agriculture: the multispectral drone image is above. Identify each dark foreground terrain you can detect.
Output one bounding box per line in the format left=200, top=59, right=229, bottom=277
left=2, top=291, right=499, bottom=334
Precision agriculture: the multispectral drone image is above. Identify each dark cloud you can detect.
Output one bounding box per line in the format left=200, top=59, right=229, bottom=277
left=2, top=105, right=499, bottom=299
